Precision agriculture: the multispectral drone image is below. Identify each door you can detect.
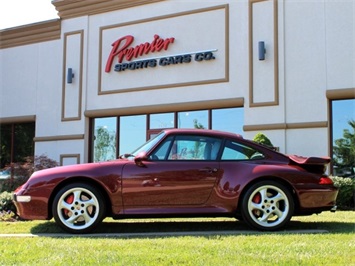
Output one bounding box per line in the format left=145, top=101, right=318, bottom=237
left=121, top=134, right=222, bottom=207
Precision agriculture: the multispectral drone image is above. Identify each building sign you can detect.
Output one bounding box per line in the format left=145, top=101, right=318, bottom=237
left=98, top=5, right=228, bottom=94
left=105, top=34, right=217, bottom=73
left=105, top=34, right=175, bottom=72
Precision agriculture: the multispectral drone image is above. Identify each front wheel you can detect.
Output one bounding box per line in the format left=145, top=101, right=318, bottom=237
left=52, top=183, right=106, bottom=234
left=241, top=181, right=294, bottom=231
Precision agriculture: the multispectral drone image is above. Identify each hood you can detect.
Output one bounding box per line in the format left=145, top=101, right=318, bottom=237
left=29, top=159, right=127, bottom=181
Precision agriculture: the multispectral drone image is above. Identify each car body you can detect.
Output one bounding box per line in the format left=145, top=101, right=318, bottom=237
left=13, top=129, right=338, bottom=233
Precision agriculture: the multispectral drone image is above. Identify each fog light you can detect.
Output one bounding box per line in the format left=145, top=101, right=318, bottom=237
left=16, top=195, right=31, bottom=202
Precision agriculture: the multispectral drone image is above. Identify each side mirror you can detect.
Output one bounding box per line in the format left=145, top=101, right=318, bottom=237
left=134, top=152, right=148, bottom=167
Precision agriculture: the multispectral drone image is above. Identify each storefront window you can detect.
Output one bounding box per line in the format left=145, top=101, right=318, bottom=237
left=0, top=122, right=35, bottom=168
left=212, top=107, right=244, bottom=134
left=119, top=115, right=147, bottom=155
left=150, top=113, right=174, bottom=129
left=90, top=107, right=243, bottom=162
left=331, top=99, right=355, bottom=177
left=93, top=117, right=117, bottom=162
left=178, top=110, right=208, bottom=129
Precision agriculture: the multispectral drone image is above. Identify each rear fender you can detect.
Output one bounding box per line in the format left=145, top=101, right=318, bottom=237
left=236, top=176, right=299, bottom=216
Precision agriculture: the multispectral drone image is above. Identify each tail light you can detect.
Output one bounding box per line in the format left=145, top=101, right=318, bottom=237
left=319, top=176, right=333, bottom=185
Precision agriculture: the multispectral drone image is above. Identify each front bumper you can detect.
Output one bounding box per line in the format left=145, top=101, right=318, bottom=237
left=13, top=186, right=51, bottom=220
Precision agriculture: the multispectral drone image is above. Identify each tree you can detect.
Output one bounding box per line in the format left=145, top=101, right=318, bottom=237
left=94, top=126, right=116, bottom=162
left=193, top=119, right=205, bottom=129
left=193, top=119, right=205, bottom=158
left=333, top=120, right=355, bottom=176
left=253, top=133, right=273, bottom=148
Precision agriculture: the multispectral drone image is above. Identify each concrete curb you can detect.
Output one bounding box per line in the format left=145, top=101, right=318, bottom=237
left=0, top=229, right=329, bottom=238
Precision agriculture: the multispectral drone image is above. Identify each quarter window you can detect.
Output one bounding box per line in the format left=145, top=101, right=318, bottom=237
left=222, top=140, right=264, bottom=160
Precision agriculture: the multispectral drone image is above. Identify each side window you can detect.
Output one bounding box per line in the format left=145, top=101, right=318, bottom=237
left=149, top=136, right=173, bottom=160
left=168, top=137, right=205, bottom=160
left=150, top=135, right=221, bottom=161
left=222, top=140, right=264, bottom=160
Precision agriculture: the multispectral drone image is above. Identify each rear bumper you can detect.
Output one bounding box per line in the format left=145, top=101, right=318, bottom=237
left=296, top=186, right=339, bottom=210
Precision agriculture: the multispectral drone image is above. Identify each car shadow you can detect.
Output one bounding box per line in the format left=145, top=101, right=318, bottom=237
left=30, top=219, right=355, bottom=236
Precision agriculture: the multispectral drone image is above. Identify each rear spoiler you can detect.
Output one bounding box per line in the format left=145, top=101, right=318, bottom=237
left=288, top=155, right=331, bottom=174
left=288, top=155, right=331, bottom=165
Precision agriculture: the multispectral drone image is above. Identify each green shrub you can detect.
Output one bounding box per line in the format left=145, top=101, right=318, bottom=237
left=330, top=176, right=355, bottom=209
left=0, top=155, right=58, bottom=221
left=0, top=191, right=16, bottom=213
left=0, top=155, right=58, bottom=193
left=0, top=177, right=28, bottom=194
left=0, top=191, right=20, bottom=221
left=253, top=133, right=273, bottom=148
left=0, top=191, right=16, bottom=222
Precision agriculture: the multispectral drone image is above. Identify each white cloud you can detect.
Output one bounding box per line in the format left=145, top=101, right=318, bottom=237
left=0, top=0, right=59, bottom=30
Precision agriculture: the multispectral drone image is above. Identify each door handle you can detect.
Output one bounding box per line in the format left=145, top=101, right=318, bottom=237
left=142, top=178, right=160, bottom=187
left=199, top=167, right=218, bottom=173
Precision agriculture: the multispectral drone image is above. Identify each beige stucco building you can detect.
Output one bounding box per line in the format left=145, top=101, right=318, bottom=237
left=1, top=0, right=354, bottom=167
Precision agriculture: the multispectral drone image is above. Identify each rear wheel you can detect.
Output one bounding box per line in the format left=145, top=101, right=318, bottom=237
left=52, top=183, right=106, bottom=234
left=241, top=181, right=294, bottom=231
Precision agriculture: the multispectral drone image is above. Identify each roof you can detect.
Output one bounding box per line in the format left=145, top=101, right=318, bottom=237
left=162, top=128, right=244, bottom=139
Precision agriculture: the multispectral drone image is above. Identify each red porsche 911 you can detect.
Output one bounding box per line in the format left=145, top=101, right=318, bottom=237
left=14, top=129, right=338, bottom=233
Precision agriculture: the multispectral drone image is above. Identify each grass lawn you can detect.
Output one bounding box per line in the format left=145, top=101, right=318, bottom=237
left=0, top=211, right=354, bottom=265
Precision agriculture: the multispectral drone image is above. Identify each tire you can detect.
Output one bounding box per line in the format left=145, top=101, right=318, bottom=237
left=52, top=183, right=106, bottom=234
left=241, top=180, right=294, bottom=231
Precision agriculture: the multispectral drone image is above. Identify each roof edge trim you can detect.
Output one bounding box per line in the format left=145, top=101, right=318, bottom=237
left=0, top=19, right=61, bottom=49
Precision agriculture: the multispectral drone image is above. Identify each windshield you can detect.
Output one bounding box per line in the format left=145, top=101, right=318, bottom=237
left=130, top=131, right=166, bottom=157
